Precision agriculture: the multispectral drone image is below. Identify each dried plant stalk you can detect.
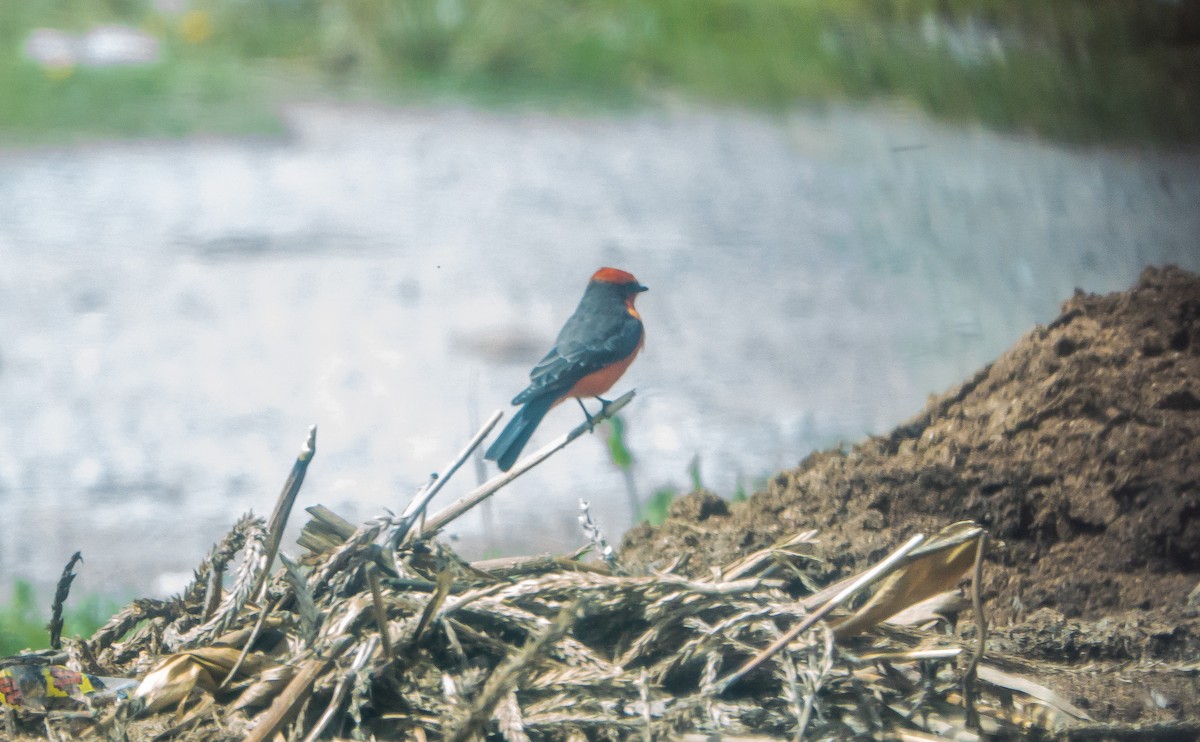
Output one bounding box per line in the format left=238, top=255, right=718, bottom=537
left=168, top=516, right=269, bottom=651
left=48, top=551, right=83, bottom=650
left=252, top=425, right=317, bottom=602
left=179, top=514, right=260, bottom=605
left=445, top=602, right=579, bottom=742
left=423, top=391, right=636, bottom=536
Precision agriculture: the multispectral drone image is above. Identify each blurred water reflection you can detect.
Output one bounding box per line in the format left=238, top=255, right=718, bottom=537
left=0, top=102, right=1197, bottom=600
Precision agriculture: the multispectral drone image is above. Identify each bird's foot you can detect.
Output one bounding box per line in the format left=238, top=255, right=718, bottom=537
left=576, top=397, right=598, bottom=433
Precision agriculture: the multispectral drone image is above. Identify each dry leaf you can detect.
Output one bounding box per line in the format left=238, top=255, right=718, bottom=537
left=833, top=522, right=983, bottom=637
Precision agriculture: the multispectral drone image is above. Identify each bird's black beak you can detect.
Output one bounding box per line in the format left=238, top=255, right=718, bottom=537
left=635, top=283, right=649, bottom=293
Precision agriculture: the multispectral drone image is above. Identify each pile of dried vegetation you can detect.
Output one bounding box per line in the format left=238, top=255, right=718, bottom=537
left=3, top=267, right=1198, bottom=740
left=0, top=408, right=1081, bottom=740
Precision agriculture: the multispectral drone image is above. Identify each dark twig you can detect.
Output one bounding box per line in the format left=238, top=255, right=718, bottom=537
left=48, top=552, right=83, bottom=650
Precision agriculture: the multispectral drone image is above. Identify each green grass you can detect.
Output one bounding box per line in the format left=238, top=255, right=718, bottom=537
left=639, top=486, right=677, bottom=526
left=0, top=580, right=119, bottom=655
left=606, top=415, right=633, bottom=471
left=1, top=1, right=1196, bottom=143
left=0, top=54, right=280, bottom=144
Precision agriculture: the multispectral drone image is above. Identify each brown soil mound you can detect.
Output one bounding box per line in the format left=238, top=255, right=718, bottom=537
left=622, top=265, right=1200, bottom=721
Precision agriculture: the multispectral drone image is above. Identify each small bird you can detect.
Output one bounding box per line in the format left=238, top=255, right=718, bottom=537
left=485, top=267, right=648, bottom=471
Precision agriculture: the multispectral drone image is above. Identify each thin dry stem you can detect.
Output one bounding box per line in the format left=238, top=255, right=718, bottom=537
left=714, top=533, right=925, bottom=694
left=962, top=532, right=989, bottom=730
left=445, top=602, right=579, bottom=742
left=388, top=409, right=504, bottom=550
left=423, top=390, right=636, bottom=536
left=253, top=425, right=317, bottom=603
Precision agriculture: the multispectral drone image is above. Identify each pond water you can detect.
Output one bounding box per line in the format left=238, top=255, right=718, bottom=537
left=1, top=102, right=1197, bottom=601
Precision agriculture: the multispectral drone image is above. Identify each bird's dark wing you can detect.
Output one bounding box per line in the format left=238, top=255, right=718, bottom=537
left=513, top=309, right=642, bottom=404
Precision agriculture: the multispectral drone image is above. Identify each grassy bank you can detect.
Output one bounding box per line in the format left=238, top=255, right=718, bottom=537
left=1, top=1, right=1197, bottom=141
left=0, top=580, right=118, bottom=655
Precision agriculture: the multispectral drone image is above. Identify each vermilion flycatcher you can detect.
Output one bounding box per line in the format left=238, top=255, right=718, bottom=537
left=485, top=268, right=648, bottom=471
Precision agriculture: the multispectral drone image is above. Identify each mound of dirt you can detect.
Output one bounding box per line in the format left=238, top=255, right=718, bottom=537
left=622, top=265, right=1200, bottom=722
left=623, top=264, right=1200, bottom=658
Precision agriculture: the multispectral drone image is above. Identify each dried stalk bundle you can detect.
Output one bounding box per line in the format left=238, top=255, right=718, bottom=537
left=30, top=515, right=1084, bottom=740
left=164, top=516, right=269, bottom=651
left=177, top=512, right=265, bottom=608
left=2, top=406, right=1122, bottom=740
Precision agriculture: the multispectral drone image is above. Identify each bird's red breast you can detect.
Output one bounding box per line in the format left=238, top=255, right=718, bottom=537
left=563, top=332, right=644, bottom=400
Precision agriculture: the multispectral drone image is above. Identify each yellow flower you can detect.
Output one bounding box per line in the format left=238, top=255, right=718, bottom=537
left=179, top=10, right=213, bottom=45
left=45, top=63, right=75, bottom=80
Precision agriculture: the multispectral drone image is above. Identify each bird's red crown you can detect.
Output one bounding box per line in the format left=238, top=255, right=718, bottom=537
left=590, top=267, right=639, bottom=285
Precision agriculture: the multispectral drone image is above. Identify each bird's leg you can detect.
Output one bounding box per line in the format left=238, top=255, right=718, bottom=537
left=595, top=396, right=613, bottom=414
left=576, top=397, right=597, bottom=432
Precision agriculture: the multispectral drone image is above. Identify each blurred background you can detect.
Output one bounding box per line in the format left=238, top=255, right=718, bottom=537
left=1, top=0, right=1198, bottom=647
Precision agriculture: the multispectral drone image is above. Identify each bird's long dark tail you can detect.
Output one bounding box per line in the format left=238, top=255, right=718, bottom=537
left=484, top=394, right=556, bottom=472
